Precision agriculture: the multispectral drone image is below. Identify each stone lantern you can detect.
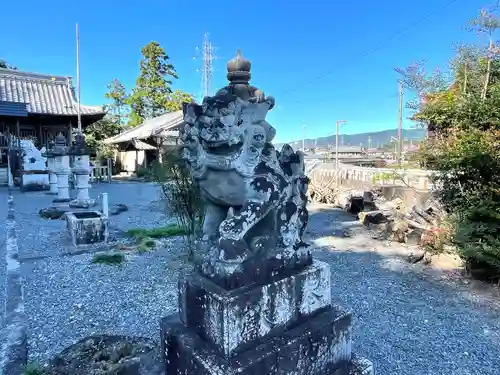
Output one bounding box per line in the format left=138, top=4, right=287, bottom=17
left=69, top=133, right=95, bottom=208
left=52, top=133, right=71, bottom=203
left=43, top=140, right=58, bottom=195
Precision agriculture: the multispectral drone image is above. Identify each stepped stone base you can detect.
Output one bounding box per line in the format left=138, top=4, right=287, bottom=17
left=161, top=259, right=374, bottom=375
left=179, top=259, right=332, bottom=357
left=161, top=308, right=372, bottom=375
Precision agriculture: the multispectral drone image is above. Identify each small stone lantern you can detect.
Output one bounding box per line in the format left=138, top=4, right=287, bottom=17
left=69, top=133, right=95, bottom=208
left=52, top=133, right=72, bottom=203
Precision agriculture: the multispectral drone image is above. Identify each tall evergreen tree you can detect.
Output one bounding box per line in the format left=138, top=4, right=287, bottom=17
left=128, top=42, right=179, bottom=125
left=104, top=78, right=129, bottom=126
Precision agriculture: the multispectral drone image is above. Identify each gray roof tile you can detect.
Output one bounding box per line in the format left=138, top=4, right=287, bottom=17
left=0, top=68, right=105, bottom=116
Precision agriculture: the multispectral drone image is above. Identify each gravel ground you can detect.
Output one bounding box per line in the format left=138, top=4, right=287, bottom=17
left=12, top=186, right=500, bottom=374
left=23, top=240, right=184, bottom=362
left=308, top=205, right=500, bottom=375
left=12, top=182, right=182, bottom=362
left=0, top=187, right=9, bottom=330
left=13, top=182, right=169, bottom=259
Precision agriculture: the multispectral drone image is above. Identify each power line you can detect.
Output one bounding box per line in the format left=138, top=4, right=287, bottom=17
left=278, top=0, right=459, bottom=98
left=280, top=0, right=458, bottom=144
left=276, top=0, right=458, bottom=145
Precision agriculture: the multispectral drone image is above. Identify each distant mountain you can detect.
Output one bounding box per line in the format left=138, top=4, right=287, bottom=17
left=274, top=128, right=426, bottom=150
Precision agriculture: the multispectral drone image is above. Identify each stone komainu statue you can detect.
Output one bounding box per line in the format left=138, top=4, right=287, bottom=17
left=161, top=51, right=374, bottom=375
left=180, top=51, right=310, bottom=286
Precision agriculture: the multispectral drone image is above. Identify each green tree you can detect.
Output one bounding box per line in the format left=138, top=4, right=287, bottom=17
left=0, top=58, right=17, bottom=70
left=104, top=78, right=129, bottom=126
left=451, top=43, right=482, bottom=94
left=84, top=80, right=125, bottom=159
left=165, top=89, right=194, bottom=112
left=407, top=6, right=500, bottom=281
left=128, top=41, right=179, bottom=125
left=84, top=117, right=121, bottom=159
left=395, top=61, right=447, bottom=122
left=468, top=8, right=500, bottom=100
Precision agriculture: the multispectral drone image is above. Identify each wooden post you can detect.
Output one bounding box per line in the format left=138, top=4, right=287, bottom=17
left=37, top=122, right=42, bottom=147
left=68, top=121, right=72, bottom=146
left=6, top=132, right=13, bottom=187
left=15, top=120, right=20, bottom=146
left=107, top=158, right=112, bottom=182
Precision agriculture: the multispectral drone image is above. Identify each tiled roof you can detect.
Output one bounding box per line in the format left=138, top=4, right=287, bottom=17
left=130, top=139, right=156, bottom=150
left=103, top=111, right=183, bottom=144
left=0, top=68, right=105, bottom=116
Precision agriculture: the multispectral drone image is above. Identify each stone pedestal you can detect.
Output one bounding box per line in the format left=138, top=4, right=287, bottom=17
left=46, top=155, right=58, bottom=195
left=69, top=133, right=95, bottom=209
left=161, top=260, right=374, bottom=375
left=19, top=139, right=50, bottom=191
left=54, top=155, right=71, bottom=203
left=50, top=133, right=72, bottom=203
left=69, top=154, right=95, bottom=208
left=65, top=211, right=109, bottom=247
left=20, top=171, right=50, bottom=191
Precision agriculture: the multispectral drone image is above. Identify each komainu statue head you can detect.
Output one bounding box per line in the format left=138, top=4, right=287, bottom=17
left=179, top=50, right=310, bottom=289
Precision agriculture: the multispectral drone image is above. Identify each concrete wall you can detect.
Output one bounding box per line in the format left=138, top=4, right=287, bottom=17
left=116, top=150, right=145, bottom=173
left=309, top=162, right=435, bottom=191
left=308, top=163, right=435, bottom=207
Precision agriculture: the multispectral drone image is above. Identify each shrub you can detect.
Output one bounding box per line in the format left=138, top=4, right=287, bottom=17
left=92, top=253, right=126, bottom=265
left=150, top=149, right=205, bottom=260
left=126, top=224, right=187, bottom=240
left=136, top=165, right=154, bottom=179
left=428, top=130, right=500, bottom=281
left=22, top=363, right=45, bottom=375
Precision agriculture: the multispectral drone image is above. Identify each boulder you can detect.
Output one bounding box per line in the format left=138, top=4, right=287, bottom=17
left=407, top=248, right=426, bottom=263
left=405, top=229, right=423, bottom=246
left=362, top=190, right=374, bottom=203
left=362, top=211, right=388, bottom=225
left=337, top=191, right=365, bottom=215
left=109, top=203, right=129, bottom=216
left=45, top=335, right=163, bottom=375
left=387, top=219, right=408, bottom=242
left=39, top=206, right=70, bottom=220
left=346, top=196, right=364, bottom=215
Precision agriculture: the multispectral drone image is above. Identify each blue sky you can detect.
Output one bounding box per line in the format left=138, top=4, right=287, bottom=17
left=0, top=0, right=488, bottom=143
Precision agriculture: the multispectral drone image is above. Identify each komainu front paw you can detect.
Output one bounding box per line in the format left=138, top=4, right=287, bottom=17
left=218, top=238, right=251, bottom=263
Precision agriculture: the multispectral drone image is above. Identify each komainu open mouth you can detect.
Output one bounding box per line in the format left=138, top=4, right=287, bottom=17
left=202, top=140, right=243, bottom=155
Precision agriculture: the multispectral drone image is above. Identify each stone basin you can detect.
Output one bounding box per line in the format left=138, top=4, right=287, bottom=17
left=65, top=211, right=109, bottom=247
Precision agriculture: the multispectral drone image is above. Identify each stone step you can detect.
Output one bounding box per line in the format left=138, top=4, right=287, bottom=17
left=161, top=306, right=364, bottom=375
left=179, top=259, right=333, bottom=357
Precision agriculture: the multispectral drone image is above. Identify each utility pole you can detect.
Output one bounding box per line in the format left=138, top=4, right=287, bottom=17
left=336, top=120, right=347, bottom=187
left=75, top=23, right=82, bottom=135
left=390, top=136, right=398, bottom=160
left=398, top=80, right=404, bottom=164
